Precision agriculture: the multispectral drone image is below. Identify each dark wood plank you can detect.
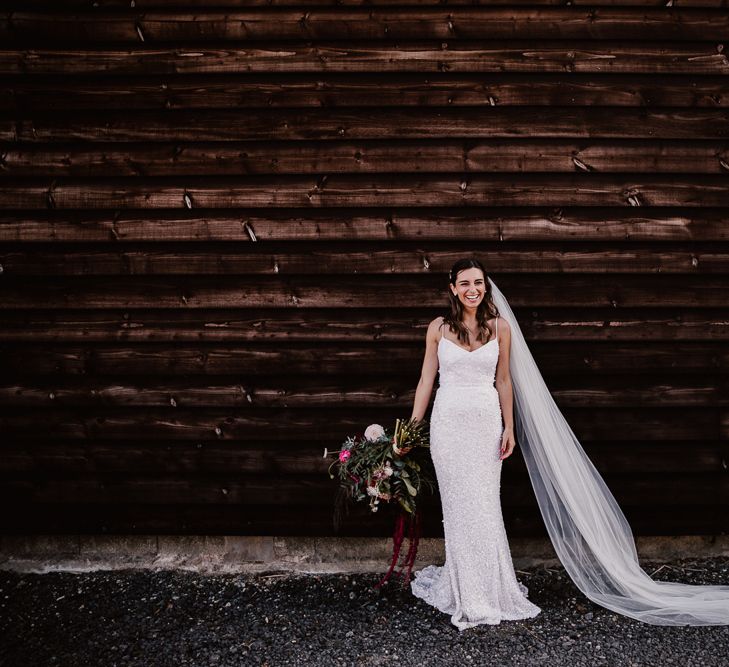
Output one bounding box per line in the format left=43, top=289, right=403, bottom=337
left=2, top=209, right=729, bottom=242
left=2, top=243, right=729, bottom=275
left=4, top=9, right=729, bottom=42
left=0, top=275, right=727, bottom=309
left=1, top=503, right=724, bottom=538
left=719, top=411, right=729, bottom=440
left=0, top=377, right=727, bottom=407
left=0, top=406, right=719, bottom=441
left=9, top=0, right=729, bottom=8
left=0, top=308, right=727, bottom=343
left=1, top=440, right=722, bottom=475
left=3, top=175, right=729, bottom=209
left=1, top=43, right=727, bottom=76
left=1, top=341, right=727, bottom=376
left=5, top=108, right=729, bottom=143
left=0, top=472, right=723, bottom=506
left=3, top=140, right=729, bottom=177
left=3, top=75, right=729, bottom=112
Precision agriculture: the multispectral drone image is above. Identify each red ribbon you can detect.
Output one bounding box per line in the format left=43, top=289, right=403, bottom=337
left=373, top=508, right=423, bottom=589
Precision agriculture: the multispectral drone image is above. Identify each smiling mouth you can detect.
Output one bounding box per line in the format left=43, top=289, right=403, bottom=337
left=465, top=294, right=481, bottom=302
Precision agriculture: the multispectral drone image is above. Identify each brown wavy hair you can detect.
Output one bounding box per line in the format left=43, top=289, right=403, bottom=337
left=442, top=258, right=500, bottom=347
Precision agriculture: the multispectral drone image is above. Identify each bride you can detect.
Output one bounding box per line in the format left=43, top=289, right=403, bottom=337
left=408, top=257, right=729, bottom=630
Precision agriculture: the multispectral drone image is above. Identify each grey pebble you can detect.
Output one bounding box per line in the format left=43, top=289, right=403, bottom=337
left=0, top=557, right=727, bottom=667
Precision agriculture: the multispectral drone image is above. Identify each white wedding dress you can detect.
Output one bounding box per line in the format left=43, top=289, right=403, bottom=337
left=410, top=317, right=542, bottom=630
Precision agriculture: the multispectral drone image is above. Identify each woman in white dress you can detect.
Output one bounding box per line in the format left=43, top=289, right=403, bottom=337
left=408, top=257, right=541, bottom=629
left=408, top=257, right=729, bottom=630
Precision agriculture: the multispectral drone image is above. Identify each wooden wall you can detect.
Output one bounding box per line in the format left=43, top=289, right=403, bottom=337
left=0, top=1, right=727, bottom=539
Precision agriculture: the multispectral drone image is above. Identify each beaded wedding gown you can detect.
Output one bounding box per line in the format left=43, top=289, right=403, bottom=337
left=410, top=317, right=542, bottom=630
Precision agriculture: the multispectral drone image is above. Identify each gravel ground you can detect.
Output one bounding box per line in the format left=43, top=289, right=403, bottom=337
left=1, top=557, right=727, bottom=667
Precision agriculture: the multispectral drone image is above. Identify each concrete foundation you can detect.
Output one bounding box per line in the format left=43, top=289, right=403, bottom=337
left=1, top=534, right=727, bottom=575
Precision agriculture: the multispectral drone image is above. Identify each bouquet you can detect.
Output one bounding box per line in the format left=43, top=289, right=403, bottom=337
left=325, top=417, right=436, bottom=588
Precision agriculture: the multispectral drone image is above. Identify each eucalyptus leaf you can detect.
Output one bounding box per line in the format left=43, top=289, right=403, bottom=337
left=403, top=476, right=418, bottom=496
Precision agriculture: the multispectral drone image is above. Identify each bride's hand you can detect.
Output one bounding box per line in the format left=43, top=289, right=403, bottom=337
left=500, top=427, right=516, bottom=460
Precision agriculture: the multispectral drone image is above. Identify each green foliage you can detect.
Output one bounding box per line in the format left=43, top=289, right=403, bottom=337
left=327, top=418, right=437, bottom=530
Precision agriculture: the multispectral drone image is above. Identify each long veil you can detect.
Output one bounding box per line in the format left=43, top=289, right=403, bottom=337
left=487, top=276, right=729, bottom=625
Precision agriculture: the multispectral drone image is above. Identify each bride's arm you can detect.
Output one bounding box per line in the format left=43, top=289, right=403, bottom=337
left=410, top=317, right=441, bottom=423
left=494, top=317, right=517, bottom=459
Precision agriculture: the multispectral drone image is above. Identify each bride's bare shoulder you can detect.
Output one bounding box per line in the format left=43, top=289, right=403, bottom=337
left=494, top=316, right=511, bottom=336
left=429, top=315, right=446, bottom=328
left=427, top=316, right=446, bottom=340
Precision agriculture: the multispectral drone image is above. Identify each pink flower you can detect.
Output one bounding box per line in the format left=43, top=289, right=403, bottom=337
left=339, top=449, right=351, bottom=463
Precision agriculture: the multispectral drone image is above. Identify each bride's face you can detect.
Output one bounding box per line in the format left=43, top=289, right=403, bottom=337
left=450, top=268, right=486, bottom=310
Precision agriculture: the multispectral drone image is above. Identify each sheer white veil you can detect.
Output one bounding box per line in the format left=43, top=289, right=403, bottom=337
left=488, top=276, right=729, bottom=626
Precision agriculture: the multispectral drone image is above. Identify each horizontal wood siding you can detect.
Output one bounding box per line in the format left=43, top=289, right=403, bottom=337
left=0, top=1, right=727, bottom=538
